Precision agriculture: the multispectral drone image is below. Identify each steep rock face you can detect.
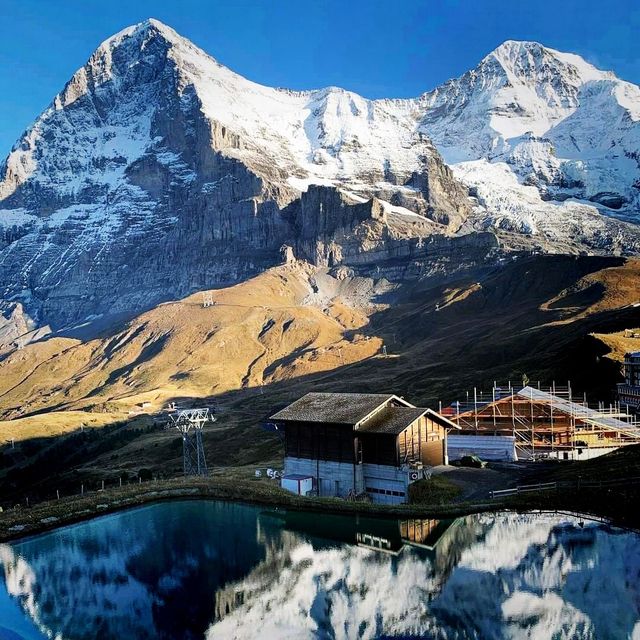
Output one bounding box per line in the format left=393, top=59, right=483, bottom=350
left=0, top=20, right=471, bottom=334
left=419, top=40, right=640, bottom=235
left=2, top=24, right=639, bottom=340
left=283, top=187, right=389, bottom=266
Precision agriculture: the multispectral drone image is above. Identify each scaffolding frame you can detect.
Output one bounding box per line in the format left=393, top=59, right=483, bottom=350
left=450, top=383, right=640, bottom=459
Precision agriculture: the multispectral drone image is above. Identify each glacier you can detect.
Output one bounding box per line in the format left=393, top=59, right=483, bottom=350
left=419, top=40, right=640, bottom=227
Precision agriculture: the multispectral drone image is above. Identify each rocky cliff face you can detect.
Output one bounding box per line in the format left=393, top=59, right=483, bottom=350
left=1, top=23, right=639, bottom=343
left=0, top=19, right=472, bottom=336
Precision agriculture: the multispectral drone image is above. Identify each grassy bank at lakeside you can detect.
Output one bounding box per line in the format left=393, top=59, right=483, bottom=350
left=0, top=474, right=495, bottom=542
left=0, top=472, right=637, bottom=543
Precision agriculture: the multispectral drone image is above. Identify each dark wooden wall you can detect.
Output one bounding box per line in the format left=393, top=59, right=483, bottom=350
left=284, top=421, right=355, bottom=463
left=282, top=414, right=447, bottom=467
left=360, top=433, right=398, bottom=466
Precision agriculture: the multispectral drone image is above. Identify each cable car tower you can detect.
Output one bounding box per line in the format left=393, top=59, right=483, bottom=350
left=167, top=408, right=214, bottom=476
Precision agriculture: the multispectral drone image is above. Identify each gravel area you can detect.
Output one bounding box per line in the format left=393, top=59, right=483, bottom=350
left=430, top=462, right=553, bottom=501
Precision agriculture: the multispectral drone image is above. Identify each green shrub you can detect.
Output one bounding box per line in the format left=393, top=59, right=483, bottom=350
left=409, top=477, right=461, bottom=505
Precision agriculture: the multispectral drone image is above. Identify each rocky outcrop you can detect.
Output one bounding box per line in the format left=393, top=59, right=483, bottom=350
left=282, top=187, right=386, bottom=266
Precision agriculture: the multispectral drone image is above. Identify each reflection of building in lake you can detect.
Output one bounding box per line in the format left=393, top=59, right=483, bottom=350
left=355, top=517, right=466, bottom=557
left=208, top=512, right=640, bottom=640
left=401, top=518, right=443, bottom=547
left=1, top=503, right=638, bottom=640
left=214, top=512, right=467, bottom=624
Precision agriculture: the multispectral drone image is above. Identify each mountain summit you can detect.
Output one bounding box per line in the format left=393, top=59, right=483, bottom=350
left=419, top=39, right=640, bottom=227
left=2, top=17, right=458, bottom=201
left=0, top=19, right=470, bottom=334
left=420, top=39, right=624, bottom=160
left=0, top=21, right=639, bottom=341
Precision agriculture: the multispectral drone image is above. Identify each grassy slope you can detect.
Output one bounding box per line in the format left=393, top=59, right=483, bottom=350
left=2, top=256, right=639, bottom=423
left=0, top=263, right=381, bottom=421
left=496, top=445, right=640, bottom=528
left=1, top=255, right=640, bottom=506
left=3, top=448, right=640, bottom=543
left=320, top=255, right=640, bottom=405
left=0, top=411, right=127, bottom=443
left=592, top=328, right=640, bottom=364
left=543, top=443, right=640, bottom=482
left=0, top=476, right=498, bottom=544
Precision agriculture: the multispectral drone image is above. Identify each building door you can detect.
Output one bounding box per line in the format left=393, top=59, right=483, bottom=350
left=320, top=478, right=334, bottom=496
left=363, top=476, right=406, bottom=504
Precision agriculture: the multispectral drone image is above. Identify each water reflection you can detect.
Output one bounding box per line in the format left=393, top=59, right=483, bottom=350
left=0, top=501, right=639, bottom=640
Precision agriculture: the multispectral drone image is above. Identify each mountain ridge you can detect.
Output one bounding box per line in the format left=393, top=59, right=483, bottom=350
left=0, top=19, right=639, bottom=346
left=418, top=37, right=640, bottom=229
left=0, top=18, right=473, bottom=338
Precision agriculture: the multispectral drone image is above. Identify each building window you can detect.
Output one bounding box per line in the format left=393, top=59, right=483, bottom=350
left=365, top=487, right=405, bottom=497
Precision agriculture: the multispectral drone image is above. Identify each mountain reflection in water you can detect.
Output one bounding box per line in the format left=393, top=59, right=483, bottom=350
left=0, top=500, right=638, bottom=640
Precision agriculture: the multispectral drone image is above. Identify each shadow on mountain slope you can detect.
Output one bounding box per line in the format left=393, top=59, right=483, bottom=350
left=2, top=255, right=640, bottom=505
left=1, top=256, right=638, bottom=419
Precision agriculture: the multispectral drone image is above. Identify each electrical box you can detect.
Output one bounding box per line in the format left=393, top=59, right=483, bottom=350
left=281, top=474, right=313, bottom=496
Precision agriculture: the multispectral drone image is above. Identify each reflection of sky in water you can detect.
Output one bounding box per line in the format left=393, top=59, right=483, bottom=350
left=0, top=501, right=639, bottom=640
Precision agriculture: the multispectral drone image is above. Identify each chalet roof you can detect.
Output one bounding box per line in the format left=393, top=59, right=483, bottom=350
left=358, top=406, right=427, bottom=434
left=269, top=392, right=406, bottom=425
left=270, top=393, right=459, bottom=435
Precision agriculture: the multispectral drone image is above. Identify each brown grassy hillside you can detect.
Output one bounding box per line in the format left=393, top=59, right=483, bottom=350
left=1, top=254, right=640, bottom=504
left=0, top=263, right=381, bottom=422
left=1, top=256, right=639, bottom=430
left=592, top=328, right=640, bottom=365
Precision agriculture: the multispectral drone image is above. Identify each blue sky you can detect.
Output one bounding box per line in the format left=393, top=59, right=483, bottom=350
left=0, top=0, right=638, bottom=156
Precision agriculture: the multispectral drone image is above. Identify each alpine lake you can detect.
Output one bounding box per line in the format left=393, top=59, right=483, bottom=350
left=1, top=500, right=639, bottom=639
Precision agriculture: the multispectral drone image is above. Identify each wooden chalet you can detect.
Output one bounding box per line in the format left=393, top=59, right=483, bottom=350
left=270, top=392, right=458, bottom=504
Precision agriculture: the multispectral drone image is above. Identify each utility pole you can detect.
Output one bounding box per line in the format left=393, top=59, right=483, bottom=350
left=473, top=387, right=478, bottom=432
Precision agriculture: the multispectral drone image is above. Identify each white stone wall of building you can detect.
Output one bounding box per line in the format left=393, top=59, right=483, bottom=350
left=447, top=435, right=517, bottom=462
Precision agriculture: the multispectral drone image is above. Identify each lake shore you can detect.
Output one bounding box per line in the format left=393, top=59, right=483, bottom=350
left=0, top=476, right=492, bottom=542
left=1, top=475, right=636, bottom=543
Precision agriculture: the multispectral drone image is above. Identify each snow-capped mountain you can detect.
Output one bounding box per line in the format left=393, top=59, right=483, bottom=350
left=419, top=40, right=640, bottom=233
left=0, top=19, right=470, bottom=333
left=0, top=21, right=639, bottom=337
left=0, top=20, right=455, bottom=204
